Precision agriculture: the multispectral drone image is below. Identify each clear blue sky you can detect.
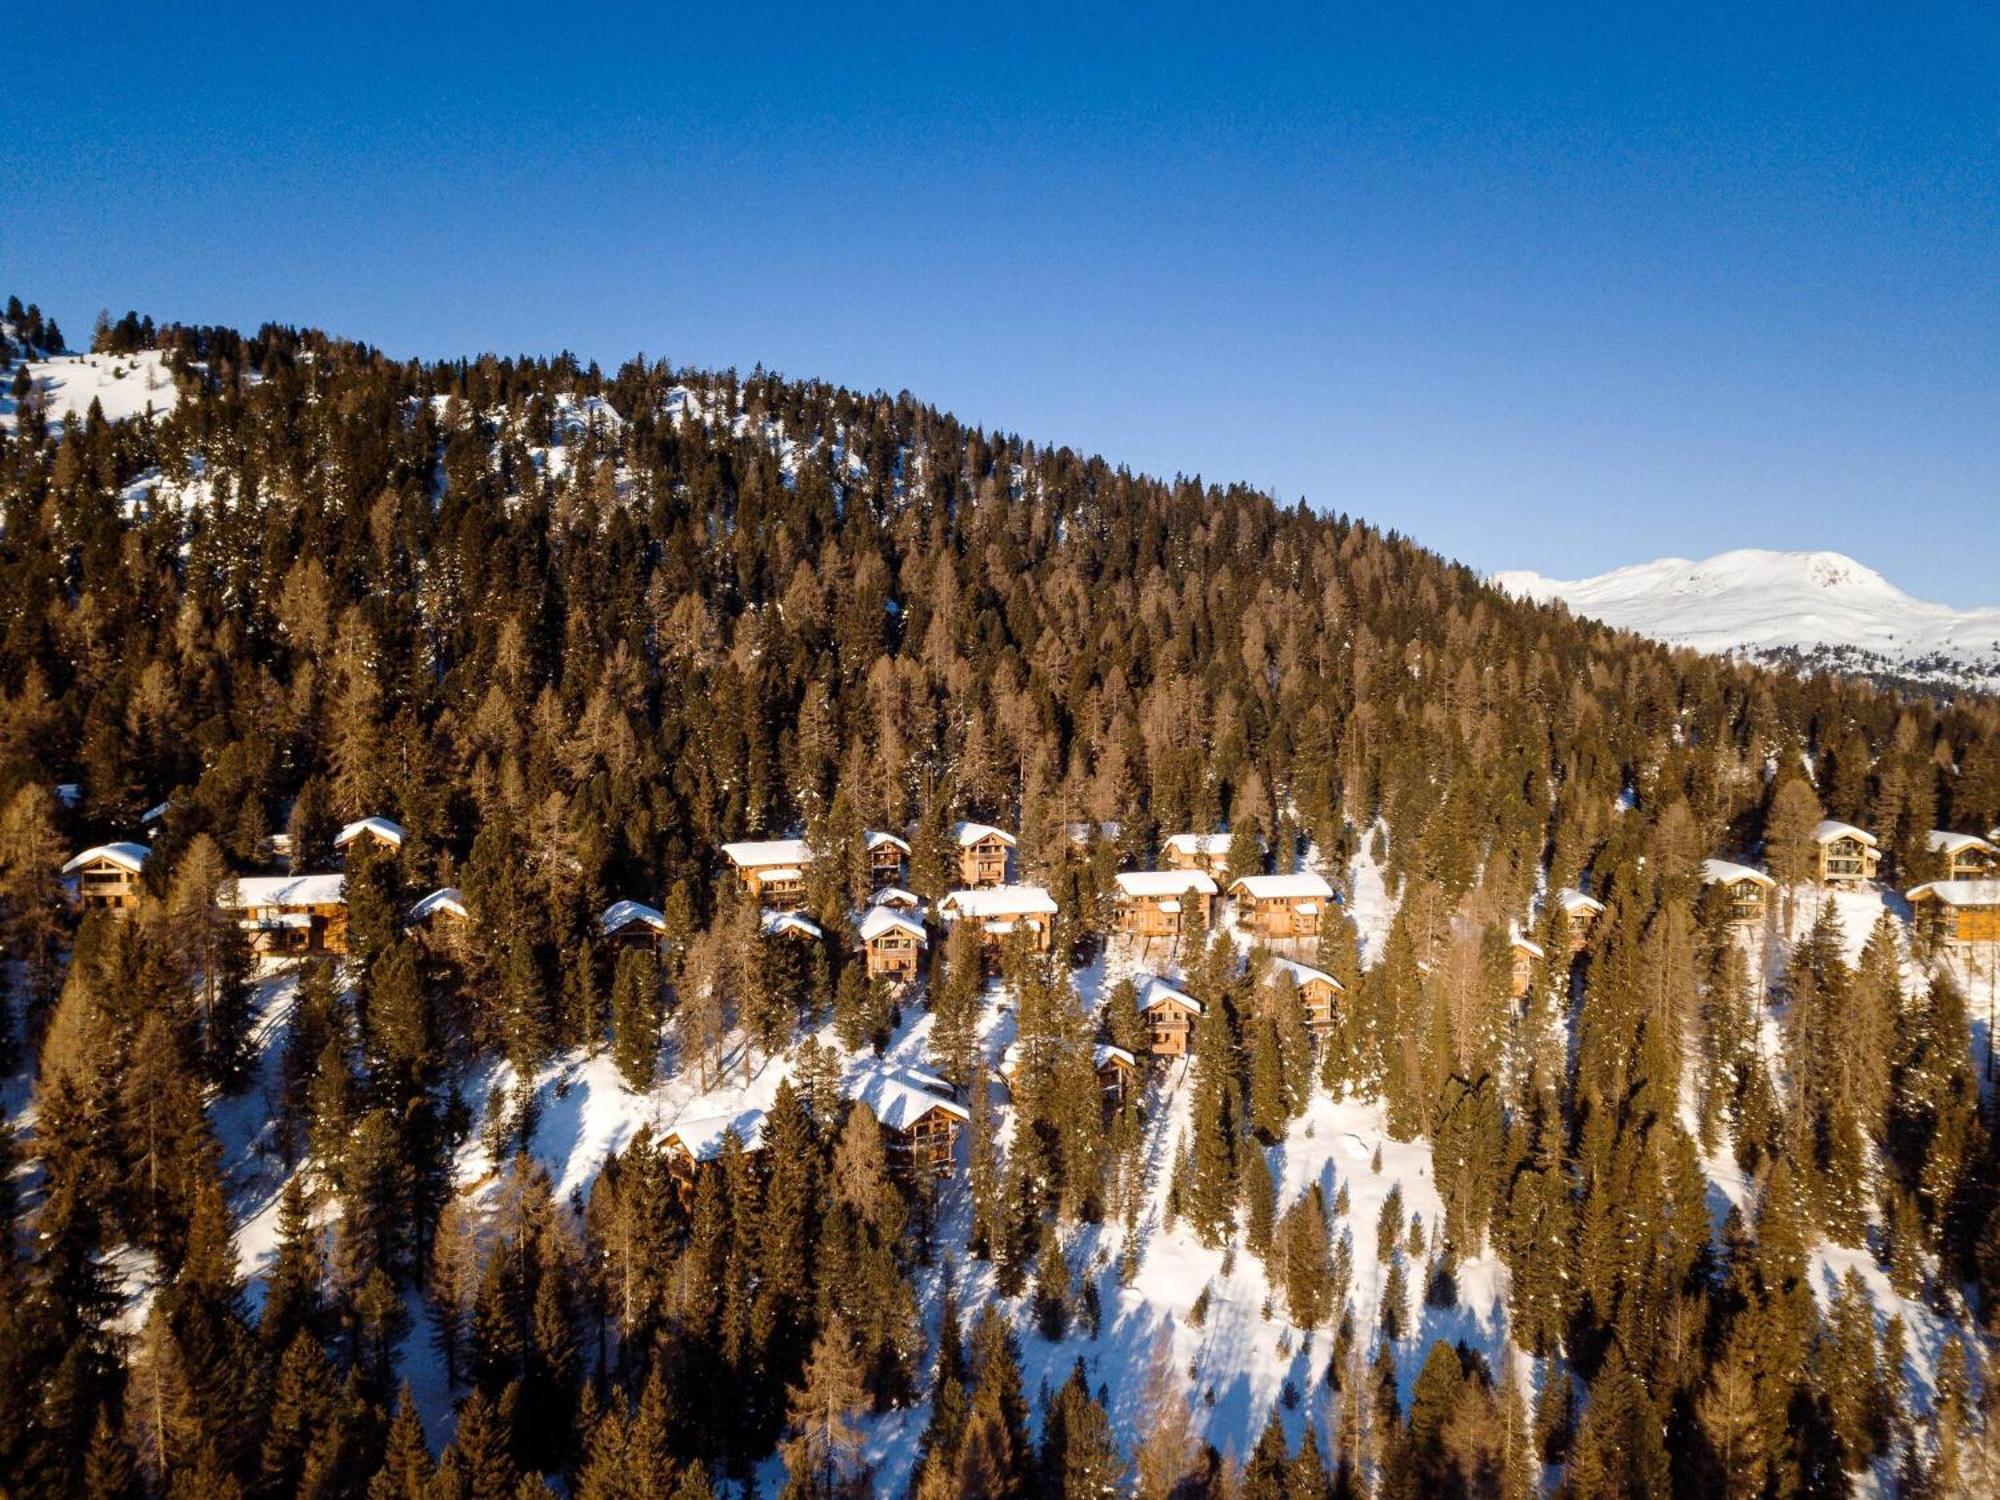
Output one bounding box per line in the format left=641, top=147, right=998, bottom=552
left=7, top=3, right=1997, bottom=603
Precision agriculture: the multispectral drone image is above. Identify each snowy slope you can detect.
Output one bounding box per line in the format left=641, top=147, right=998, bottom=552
left=1494, top=550, right=2000, bottom=693
left=0, top=348, right=183, bottom=431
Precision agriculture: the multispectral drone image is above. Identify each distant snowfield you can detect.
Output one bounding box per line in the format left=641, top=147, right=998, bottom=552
left=0, top=349, right=183, bottom=431
left=1495, top=549, right=2000, bottom=692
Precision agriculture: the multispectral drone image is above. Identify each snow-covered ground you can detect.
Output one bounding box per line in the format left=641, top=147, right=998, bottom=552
left=1495, top=549, right=2000, bottom=692
left=0, top=349, right=183, bottom=431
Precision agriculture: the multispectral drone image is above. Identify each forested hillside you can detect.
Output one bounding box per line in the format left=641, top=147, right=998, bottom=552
left=2, top=299, right=1998, bottom=1497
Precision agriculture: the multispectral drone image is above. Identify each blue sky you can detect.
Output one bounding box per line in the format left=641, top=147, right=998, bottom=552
left=7, top=3, right=1996, bottom=603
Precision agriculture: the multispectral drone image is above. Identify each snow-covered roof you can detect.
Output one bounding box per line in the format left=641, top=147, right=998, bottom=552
left=1164, top=832, right=1234, bottom=857
left=721, top=837, right=814, bottom=869
left=1555, top=888, right=1605, bottom=916
left=1509, top=925, right=1545, bottom=959
left=951, top=821, right=1016, bottom=848
left=858, top=906, right=927, bottom=944
left=335, top=816, right=406, bottom=849
left=1812, top=819, right=1878, bottom=847
left=601, top=899, right=667, bottom=934
left=1701, top=858, right=1776, bottom=890
left=937, top=885, right=1057, bottom=920
left=62, top=841, right=150, bottom=876
left=141, top=800, right=170, bottom=826
left=1267, top=956, right=1341, bottom=992
left=848, top=1069, right=970, bottom=1131
left=871, top=886, right=921, bottom=908
left=665, top=1108, right=767, bottom=1161
left=226, top=874, right=346, bottom=908
left=1229, top=872, right=1334, bottom=901
left=762, top=910, right=823, bottom=941
left=1927, top=829, right=1998, bottom=857
left=865, top=830, right=911, bottom=854
left=1114, top=869, right=1220, bottom=898
left=1907, top=880, right=2000, bottom=908
left=1136, top=974, right=1203, bottom=1015
left=1094, top=1043, right=1137, bottom=1070
left=409, top=887, right=468, bottom=922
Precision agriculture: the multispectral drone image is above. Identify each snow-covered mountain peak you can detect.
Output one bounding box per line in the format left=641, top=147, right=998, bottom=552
left=1494, top=549, right=2000, bottom=694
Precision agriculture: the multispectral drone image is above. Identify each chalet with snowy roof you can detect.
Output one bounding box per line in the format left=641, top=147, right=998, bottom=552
left=224, top=874, right=348, bottom=956
left=1508, top=928, right=1545, bottom=1001
left=1907, top=881, right=2000, bottom=949
left=662, top=1108, right=767, bottom=1200
left=951, top=822, right=1016, bottom=887
left=1228, top=871, right=1333, bottom=942
left=1927, top=830, right=2000, bottom=882
left=1112, top=869, right=1219, bottom=940
left=62, top=843, right=149, bottom=916
left=866, top=831, right=911, bottom=888
left=857, top=905, right=927, bottom=983
left=407, top=886, right=468, bottom=936
left=1163, top=832, right=1236, bottom=879
left=601, top=900, right=668, bottom=952
left=761, top=910, right=823, bottom=944
left=997, top=1040, right=1138, bottom=1113
left=720, top=838, right=814, bottom=909
left=1265, top=957, right=1344, bottom=1035
left=870, top=886, right=922, bottom=912
left=849, top=1070, right=970, bottom=1179
left=1701, top=859, right=1776, bottom=926
left=936, top=885, right=1057, bottom=960
left=334, top=816, right=406, bottom=861
left=1812, top=820, right=1880, bottom=886
left=1136, top=975, right=1204, bottom=1057
left=1554, top=888, right=1605, bottom=953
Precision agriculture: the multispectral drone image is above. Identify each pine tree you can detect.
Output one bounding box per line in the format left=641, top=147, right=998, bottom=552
left=782, top=1314, right=870, bottom=1497
left=610, top=947, right=662, bottom=1090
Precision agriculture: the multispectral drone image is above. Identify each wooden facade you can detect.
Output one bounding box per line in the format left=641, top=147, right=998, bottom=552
left=1928, top=831, right=2000, bottom=882
left=1137, top=976, right=1203, bottom=1057
left=952, top=823, right=1015, bottom=887
left=335, top=816, right=406, bottom=862
left=1267, top=957, right=1343, bottom=1035
left=1908, top=881, right=2000, bottom=948
left=63, top=843, right=149, bottom=916
left=1813, top=821, right=1880, bottom=886
left=1554, top=889, right=1605, bottom=954
left=1112, top=870, right=1218, bottom=940
left=866, top=831, right=911, bottom=888
left=1094, top=1045, right=1139, bottom=1109
left=1701, top=859, right=1775, bottom=926
left=1509, top=930, right=1544, bottom=1001
left=227, top=874, right=349, bottom=956
left=602, top=900, right=668, bottom=952
left=858, top=906, right=927, bottom=983
left=662, top=1111, right=766, bottom=1205
left=1229, top=872, right=1334, bottom=942
left=1163, top=833, right=1234, bottom=879
left=937, top=886, right=1057, bottom=962
left=721, top=838, right=815, bottom=909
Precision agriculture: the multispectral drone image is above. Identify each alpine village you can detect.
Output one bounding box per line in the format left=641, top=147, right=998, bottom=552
left=5, top=301, right=2000, bottom=1500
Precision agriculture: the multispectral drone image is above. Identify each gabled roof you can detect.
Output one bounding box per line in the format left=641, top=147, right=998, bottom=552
left=1114, top=869, right=1220, bottom=898
left=721, top=837, right=814, bottom=869
left=62, top=842, right=150, bottom=876
left=601, top=899, right=667, bottom=934
left=951, top=821, right=1016, bottom=848
left=848, top=1069, right=970, bottom=1131
left=335, top=816, right=407, bottom=849
left=761, top=910, right=823, bottom=942
left=871, top=885, right=921, bottom=909
left=1267, top=956, right=1342, bottom=992
left=1509, top=925, right=1545, bottom=960
left=1927, top=830, right=1999, bottom=857
left=225, top=874, right=346, bottom=908
left=1164, top=832, right=1235, bottom=857
left=665, top=1107, right=767, bottom=1161
left=1094, top=1043, right=1138, bottom=1070
left=1229, top=871, right=1334, bottom=901
left=1812, top=819, right=1878, bottom=848
left=858, top=906, right=927, bottom=944
left=1907, top=879, right=2000, bottom=908
left=409, top=887, right=468, bottom=922
left=937, top=885, right=1057, bottom=919
left=1555, top=888, right=1605, bottom=917
left=865, top=830, right=911, bottom=854
left=1135, top=974, right=1204, bottom=1015
left=1701, top=858, right=1776, bottom=890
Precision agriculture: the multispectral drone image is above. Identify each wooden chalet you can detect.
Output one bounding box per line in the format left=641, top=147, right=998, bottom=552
left=1163, top=832, right=1235, bottom=879
left=1907, top=881, right=2000, bottom=949
left=997, top=1040, right=1138, bottom=1114
left=407, top=887, right=469, bottom=950
left=1136, top=975, right=1204, bottom=1057
left=1112, top=869, right=1219, bottom=940
left=62, top=842, right=149, bottom=916
left=866, top=831, right=911, bottom=888
left=1508, top=928, right=1545, bottom=1001
left=720, top=838, right=814, bottom=909
left=850, top=1070, right=970, bottom=1179
left=334, top=816, right=406, bottom=862
left=601, top=899, right=668, bottom=952
left=857, top=905, right=927, bottom=983
left=1266, top=956, right=1344, bottom=1035
left=662, top=1109, right=766, bottom=1203
left=1812, top=820, right=1880, bottom=886
left=225, top=874, right=348, bottom=956
left=1927, top=831, right=2000, bottom=882
left=1228, top=871, right=1334, bottom=942
left=761, top=910, right=823, bottom=945
left=951, top=822, right=1016, bottom=887
left=936, top=885, right=1057, bottom=960
left=1553, top=888, right=1605, bottom=953
left=1701, top=859, right=1776, bottom=926
left=870, top=886, right=923, bottom=912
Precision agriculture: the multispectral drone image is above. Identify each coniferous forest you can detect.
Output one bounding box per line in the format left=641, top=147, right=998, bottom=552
left=2, top=298, right=2000, bottom=1497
